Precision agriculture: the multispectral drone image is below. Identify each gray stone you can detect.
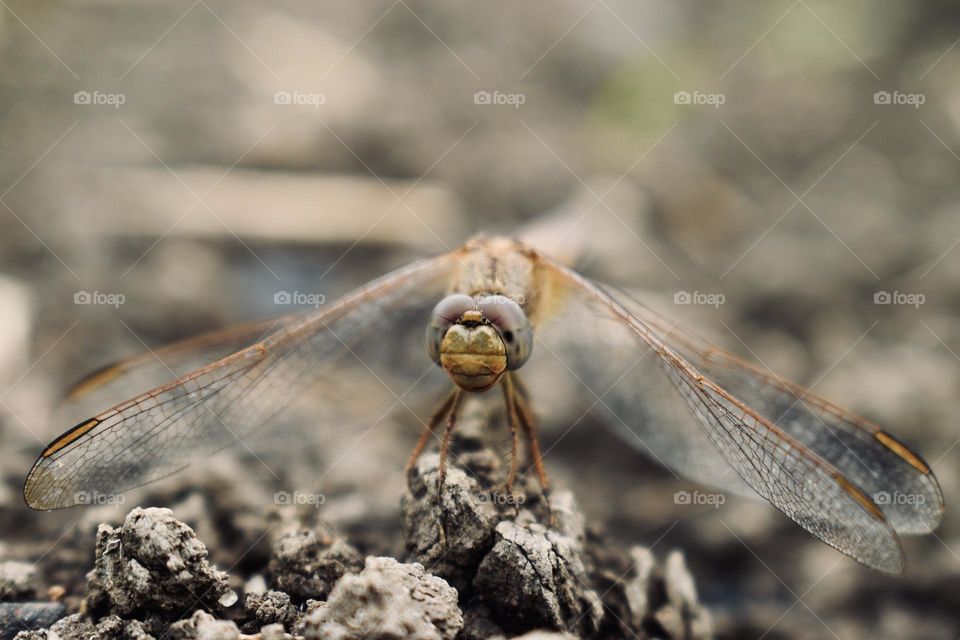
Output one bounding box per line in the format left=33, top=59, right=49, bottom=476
left=241, top=590, right=298, bottom=632
left=85, top=507, right=233, bottom=618
left=0, top=562, right=37, bottom=601
left=592, top=544, right=713, bottom=640
left=268, top=529, right=363, bottom=602
left=257, top=623, right=293, bottom=640
left=3, top=603, right=67, bottom=640
left=401, top=452, right=499, bottom=592
left=654, top=551, right=712, bottom=640
left=456, top=602, right=504, bottom=640
left=166, top=610, right=240, bottom=640
left=302, top=556, right=462, bottom=640
left=90, top=615, right=156, bottom=640
left=12, top=614, right=92, bottom=640
left=474, top=521, right=602, bottom=635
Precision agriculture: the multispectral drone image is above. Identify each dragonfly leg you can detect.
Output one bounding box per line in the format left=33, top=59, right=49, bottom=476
left=513, top=375, right=553, bottom=521
left=501, top=374, right=521, bottom=496
left=436, top=388, right=465, bottom=549
left=406, top=387, right=459, bottom=484
left=513, top=377, right=549, bottom=492
left=436, top=388, right=465, bottom=498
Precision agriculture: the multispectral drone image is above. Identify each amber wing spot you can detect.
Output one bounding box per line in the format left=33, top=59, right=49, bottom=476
left=874, top=430, right=931, bottom=474
left=41, top=418, right=100, bottom=457
left=833, top=473, right=885, bottom=522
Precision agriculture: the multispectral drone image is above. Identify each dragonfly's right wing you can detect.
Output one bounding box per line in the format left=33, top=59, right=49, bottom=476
left=60, top=315, right=301, bottom=413
left=25, top=249, right=464, bottom=510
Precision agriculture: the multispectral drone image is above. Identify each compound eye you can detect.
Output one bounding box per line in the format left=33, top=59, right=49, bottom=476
left=476, top=295, right=533, bottom=370
left=425, top=294, right=476, bottom=364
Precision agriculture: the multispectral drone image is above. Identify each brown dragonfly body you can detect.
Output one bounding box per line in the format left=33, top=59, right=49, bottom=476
left=412, top=236, right=548, bottom=497
left=25, top=235, right=943, bottom=575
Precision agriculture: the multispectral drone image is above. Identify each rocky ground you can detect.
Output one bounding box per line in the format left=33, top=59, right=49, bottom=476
left=3, top=403, right=711, bottom=640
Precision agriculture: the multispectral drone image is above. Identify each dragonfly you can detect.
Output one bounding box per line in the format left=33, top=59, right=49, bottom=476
left=24, top=234, right=943, bottom=575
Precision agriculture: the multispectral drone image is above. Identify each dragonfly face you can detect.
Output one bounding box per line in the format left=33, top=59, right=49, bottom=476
left=426, top=293, right=533, bottom=392
left=438, top=320, right=506, bottom=391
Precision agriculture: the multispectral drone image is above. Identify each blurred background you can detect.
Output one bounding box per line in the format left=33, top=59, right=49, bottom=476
left=1, top=1, right=959, bottom=638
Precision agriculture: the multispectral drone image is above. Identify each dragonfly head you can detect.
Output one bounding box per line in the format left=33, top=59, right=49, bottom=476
left=427, top=293, right=533, bottom=392
left=438, top=319, right=507, bottom=391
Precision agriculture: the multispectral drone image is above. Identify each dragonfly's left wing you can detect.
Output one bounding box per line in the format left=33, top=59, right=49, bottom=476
left=609, top=289, right=944, bottom=537
left=533, top=257, right=941, bottom=574
left=25, top=250, right=463, bottom=510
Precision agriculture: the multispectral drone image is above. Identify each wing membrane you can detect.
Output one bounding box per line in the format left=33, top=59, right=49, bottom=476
left=529, top=281, right=757, bottom=498
left=538, top=259, right=913, bottom=574
left=25, top=251, right=462, bottom=510
left=612, top=290, right=943, bottom=536
left=62, top=316, right=300, bottom=406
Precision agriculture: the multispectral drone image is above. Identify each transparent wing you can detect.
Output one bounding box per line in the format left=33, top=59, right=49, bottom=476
left=529, top=283, right=758, bottom=500
left=610, top=289, right=944, bottom=536
left=534, top=258, right=915, bottom=574
left=59, top=316, right=301, bottom=419
left=25, top=251, right=462, bottom=510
